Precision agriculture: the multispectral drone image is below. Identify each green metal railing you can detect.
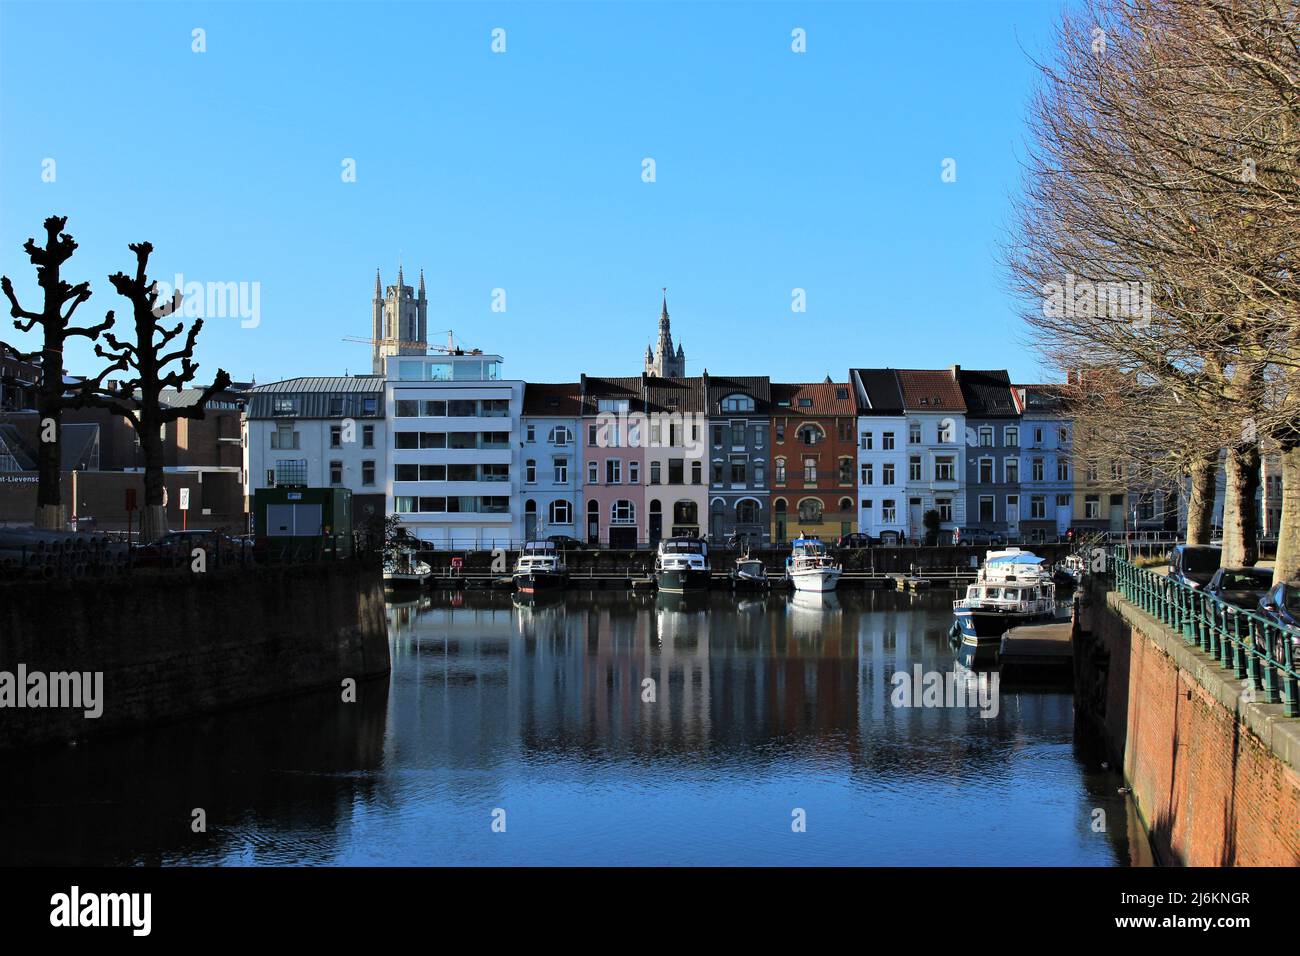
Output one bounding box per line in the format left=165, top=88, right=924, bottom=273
left=1111, top=547, right=1299, bottom=717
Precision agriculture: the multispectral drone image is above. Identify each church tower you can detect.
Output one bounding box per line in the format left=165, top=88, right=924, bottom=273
left=644, top=290, right=685, bottom=378
left=372, top=266, right=428, bottom=375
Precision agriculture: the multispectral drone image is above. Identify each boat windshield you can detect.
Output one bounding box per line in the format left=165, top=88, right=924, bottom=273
left=662, top=541, right=705, bottom=554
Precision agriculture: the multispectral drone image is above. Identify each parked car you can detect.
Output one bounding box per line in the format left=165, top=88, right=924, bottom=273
left=1167, top=544, right=1222, bottom=589
left=1257, top=582, right=1300, bottom=661
left=835, top=532, right=872, bottom=550
left=954, top=527, right=992, bottom=546
left=546, top=534, right=586, bottom=551
left=1203, top=567, right=1274, bottom=612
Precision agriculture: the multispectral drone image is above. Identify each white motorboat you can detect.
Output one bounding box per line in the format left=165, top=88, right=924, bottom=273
left=951, top=548, right=1057, bottom=664
left=383, top=546, right=431, bottom=589
left=785, top=536, right=842, bottom=592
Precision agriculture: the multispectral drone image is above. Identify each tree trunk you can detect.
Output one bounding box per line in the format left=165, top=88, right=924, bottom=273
left=1273, top=440, right=1300, bottom=584
left=33, top=342, right=63, bottom=529
left=1185, top=451, right=1218, bottom=546
left=1222, top=443, right=1261, bottom=566
left=138, top=417, right=168, bottom=543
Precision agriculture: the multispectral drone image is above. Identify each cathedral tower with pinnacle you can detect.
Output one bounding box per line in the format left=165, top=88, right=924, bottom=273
left=372, top=265, right=428, bottom=375
left=643, top=290, right=685, bottom=377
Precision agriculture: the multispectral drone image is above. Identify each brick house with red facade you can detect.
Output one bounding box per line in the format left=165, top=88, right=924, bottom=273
left=769, top=380, right=858, bottom=543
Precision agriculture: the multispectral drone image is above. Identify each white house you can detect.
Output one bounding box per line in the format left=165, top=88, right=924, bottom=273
left=385, top=352, right=524, bottom=548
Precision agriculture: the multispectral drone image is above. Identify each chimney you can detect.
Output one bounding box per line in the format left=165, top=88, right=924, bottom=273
left=950, top=364, right=961, bottom=380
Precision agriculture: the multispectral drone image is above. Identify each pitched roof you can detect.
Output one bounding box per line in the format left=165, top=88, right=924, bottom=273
left=895, top=369, right=967, bottom=412
left=1015, top=383, right=1069, bottom=414
left=522, top=382, right=582, bottom=417
left=643, top=376, right=706, bottom=413
left=704, top=374, right=771, bottom=413
left=957, top=368, right=1017, bottom=417
left=580, top=375, right=645, bottom=415
left=770, top=381, right=855, bottom=416
left=851, top=368, right=905, bottom=415
left=248, top=376, right=385, bottom=394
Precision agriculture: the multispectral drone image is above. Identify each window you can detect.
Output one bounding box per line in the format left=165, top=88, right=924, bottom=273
left=549, top=426, right=570, bottom=445
left=1056, top=494, right=1071, bottom=508
left=361, top=397, right=378, bottom=416
left=754, top=462, right=765, bottom=485
left=978, top=426, right=993, bottom=447
left=480, top=399, right=510, bottom=418
left=882, top=499, right=896, bottom=523
left=272, top=397, right=299, bottom=416
left=753, top=425, right=764, bottom=449
left=554, top=458, right=568, bottom=484
left=909, top=455, right=922, bottom=481
left=936, top=498, right=952, bottom=522
left=423, top=400, right=446, bottom=416
left=712, top=462, right=723, bottom=485
left=630, top=461, right=640, bottom=484
left=883, top=432, right=895, bottom=450
left=1005, top=426, right=1019, bottom=447
left=736, top=499, right=758, bottom=524
left=597, top=399, right=629, bottom=414
left=1006, top=459, right=1019, bottom=484
left=587, top=461, right=598, bottom=483
left=395, top=464, right=418, bottom=481
left=979, top=495, right=994, bottom=522
left=798, top=425, right=822, bottom=446
left=1058, top=426, right=1070, bottom=445
left=938, top=421, right=955, bottom=443
left=329, top=461, right=343, bottom=485
left=775, top=458, right=786, bottom=484
left=798, top=499, right=823, bottom=522
left=730, top=458, right=746, bottom=485
left=835, top=387, right=849, bottom=401
left=1031, top=495, right=1047, bottom=519
left=691, top=461, right=702, bottom=484
left=731, top=422, right=745, bottom=446
left=979, top=459, right=994, bottom=483
left=838, top=458, right=853, bottom=485
left=673, top=500, right=698, bottom=525
left=272, top=425, right=299, bottom=450
left=330, top=425, right=342, bottom=448
left=1111, top=461, right=1123, bottom=481
left=837, top=420, right=853, bottom=442
left=935, top=456, right=955, bottom=481
left=606, top=459, right=622, bottom=484
left=395, top=400, right=420, bottom=417
left=362, top=461, right=375, bottom=486
left=611, top=499, right=635, bottom=523
left=798, top=398, right=812, bottom=408
left=882, top=462, right=895, bottom=485
left=669, top=459, right=684, bottom=484
left=549, top=500, right=571, bottom=524
left=803, top=457, right=817, bottom=483
left=1032, top=457, right=1045, bottom=481
left=394, top=432, right=418, bottom=449
left=362, top=425, right=374, bottom=448
left=862, top=498, right=872, bottom=512
left=1034, top=426, right=1044, bottom=445
left=447, top=400, right=476, bottom=417
left=861, top=463, right=873, bottom=486
left=651, top=461, right=662, bottom=484
left=588, top=424, right=598, bottom=445
left=908, top=422, right=921, bottom=444
left=713, top=425, right=724, bottom=447
left=525, top=459, right=537, bottom=483
left=861, top=432, right=873, bottom=450
left=721, top=394, right=754, bottom=412
left=1057, top=460, right=1070, bottom=482
left=776, top=423, right=785, bottom=442
left=526, top=424, right=536, bottom=443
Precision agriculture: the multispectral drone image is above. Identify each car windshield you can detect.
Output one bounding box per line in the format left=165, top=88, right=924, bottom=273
left=1182, top=548, right=1222, bottom=572
left=1284, top=586, right=1300, bottom=611
left=1220, top=570, right=1271, bottom=590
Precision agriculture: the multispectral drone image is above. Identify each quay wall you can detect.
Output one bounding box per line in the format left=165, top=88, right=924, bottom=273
left=0, top=562, right=389, bottom=750
left=1074, top=582, right=1300, bottom=866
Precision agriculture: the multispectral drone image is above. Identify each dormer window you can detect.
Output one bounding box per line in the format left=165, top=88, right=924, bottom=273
left=721, top=394, right=755, bottom=412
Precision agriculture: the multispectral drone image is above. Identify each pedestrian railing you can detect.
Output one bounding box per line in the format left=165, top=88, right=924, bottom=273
left=1111, top=547, right=1299, bottom=717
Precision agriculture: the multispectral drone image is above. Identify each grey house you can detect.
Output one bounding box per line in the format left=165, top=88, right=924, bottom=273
left=957, top=368, right=1022, bottom=537
left=703, top=373, right=771, bottom=546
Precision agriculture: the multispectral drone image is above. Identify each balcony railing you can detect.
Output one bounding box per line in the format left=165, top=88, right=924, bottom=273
left=1111, top=548, right=1298, bottom=717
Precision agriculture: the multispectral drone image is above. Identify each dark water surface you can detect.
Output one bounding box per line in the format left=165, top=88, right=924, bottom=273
left=0, top=589, right=1151, bottom=866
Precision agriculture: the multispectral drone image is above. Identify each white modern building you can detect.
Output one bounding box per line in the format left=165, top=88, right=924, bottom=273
left=386, top=352, right=524, bottom=548
left=850, top=368, right=909, bottom=540
left=246, top=376, right=388, bottom=524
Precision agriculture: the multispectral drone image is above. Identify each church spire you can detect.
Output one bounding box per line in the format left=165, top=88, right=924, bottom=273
left=374, top=269, right=382, bottom=298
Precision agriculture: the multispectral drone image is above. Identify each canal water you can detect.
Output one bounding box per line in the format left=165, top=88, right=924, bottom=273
left=0, top=589, right=1151, bottom=866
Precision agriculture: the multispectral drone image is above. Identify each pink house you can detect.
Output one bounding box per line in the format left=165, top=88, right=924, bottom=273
left=580, top=375, right=647, bottom=548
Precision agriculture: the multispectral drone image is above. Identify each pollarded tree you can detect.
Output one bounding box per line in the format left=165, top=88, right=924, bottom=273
left=90, top=241, right=231, bottom=543
left=0, top=216, right=117, bottom=529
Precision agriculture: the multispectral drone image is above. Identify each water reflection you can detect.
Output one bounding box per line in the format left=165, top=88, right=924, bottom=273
left=0, top=589, right=1148, bottom=866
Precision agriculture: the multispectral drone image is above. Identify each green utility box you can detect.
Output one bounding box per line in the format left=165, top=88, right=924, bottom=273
left=252, top=486, right=353, bottom=559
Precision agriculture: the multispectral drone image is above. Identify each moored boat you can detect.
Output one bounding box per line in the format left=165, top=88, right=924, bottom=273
left=512, top=541, right=569, bottom=594
left=785, top=536, right=842, bottom=592
left=384, top=546, right=432, bottom=590
left=655, top=537, right=711, bottom=593
left=729, top=553, right=770, bottom=590
left=952, top=548, right=1057, bottom=665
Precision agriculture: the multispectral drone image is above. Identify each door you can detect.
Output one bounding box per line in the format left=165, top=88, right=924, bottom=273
left=587, top=502, right=599, bottom=545
left=909, top=500, right=923, bottom=539
left=1007, top=495, right=1020, bottom=537
left=524, top=502, right=537, bottom=541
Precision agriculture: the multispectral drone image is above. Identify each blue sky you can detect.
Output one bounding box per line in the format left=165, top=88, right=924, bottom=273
left=0, top=1, right=1064, bottom=387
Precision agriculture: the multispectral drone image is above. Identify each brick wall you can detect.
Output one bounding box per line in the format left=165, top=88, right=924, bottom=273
left=1076, top=584, right=1300, bottom=866
left=0, top=562, right=389, bottom=750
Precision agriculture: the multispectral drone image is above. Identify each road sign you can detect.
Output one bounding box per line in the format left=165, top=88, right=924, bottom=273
left=179, top=488, right=190, bottom=511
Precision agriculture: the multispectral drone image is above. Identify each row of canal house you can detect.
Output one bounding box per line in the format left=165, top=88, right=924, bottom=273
left=246, top=354, right=1123, bottom=549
